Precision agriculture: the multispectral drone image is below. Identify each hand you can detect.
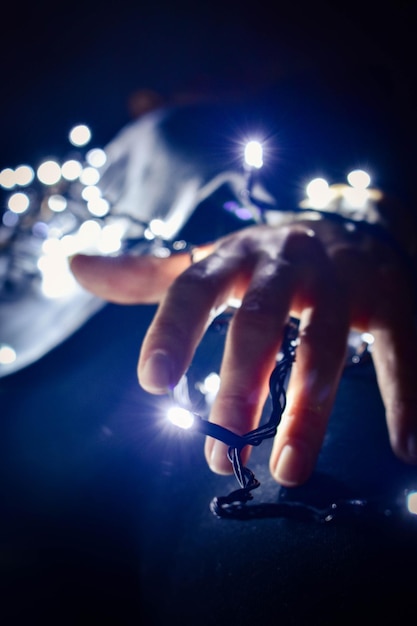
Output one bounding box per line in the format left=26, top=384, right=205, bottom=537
left=70, top=219, right=417, bottom=486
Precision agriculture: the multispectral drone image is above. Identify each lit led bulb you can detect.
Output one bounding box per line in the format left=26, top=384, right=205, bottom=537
left=305, top=177, right=332, bottom=208
left=344, top=169, right=372, bottom=209
left=244, top=140, right=263, bottom=169
left=167, top=406, right=195, bottom=430
left=347, top=169, right=371, bottom=189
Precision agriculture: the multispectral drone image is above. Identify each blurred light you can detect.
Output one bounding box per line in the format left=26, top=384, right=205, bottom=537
left=347, top=169, right=371, bottom=189
left=48, top=194, right=67, bottom=212
left=86, top=148, right=107, bottom=168
left=8, top=192, right=30, bottom=214
left=79, top=166, right=100, bottom=186
left=144, top=227, right=155, bottom=240
left=78, top=219, right=102, bottom=242
left=38, top=254, right=78, bottom=298
left=37, top=160, right=61, bottom=185
left=81, top=184, right=101, bottom=201
left=14, top=165, right=34, bottom=186
left=152, top=246, right=171, bottom=258
left=227, top=297, right=242, bottom=309
left=361, top=332, right=374, bottom=345
left=0, top=168, right=16, bottom=189
left=61, top=159, right=82, bottom=181
left=69, top=124, right=91, bottom=147
left=87, top=197, right=110, bottom=217
left=97, top=223, right=124, bottom=253
left=343, top=187, right=369, bottom=209
left=407, top=491, right=417, bottom=515
left=305, top=177, right=331, bottom=208
left=167, top=406, right=195, bottom=430
left=149, top=218, right=167, bottom=237
left=32, top=221, right=49, bottom=238
left=0, top=344, right=17, bottom=365
left=244, top=140, right=263, bottom=169
left=2, top=210, right=19, bottom=227
left=201, top=372, right=221, bottom=396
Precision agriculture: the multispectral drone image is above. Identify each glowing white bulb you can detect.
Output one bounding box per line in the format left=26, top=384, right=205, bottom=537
left=8, top=192, right=30, bottom=214
left=361, top=332, right=374, bottom=346
left=0, top=168, right=16, bottom=189
left=305, top=177, right=331, bottom=208
left=97, top=223, right=124, bottom=253
left=167, top=406, right=195, bottom=430
left=81, top=185, right=101, bottom=201
left=347, top=169, right=371, bottom=189
left=244, top=140, right=263, bottom=169
left=37, top=160, right=61, bottom=185
left=87, top=197, right=110, bottom=217
left=69, top=124, right=92, bottom=147
left=79, top=166, right=100, bottom=186
left=47, top=194, right=67, bottom=213
left=14, top=165, right=34, bottom=186
left=61, top=159, right=82, bottom=181
left=407, top=491, right=417, bottom=515
left=0, top=344, right=17, bottom=365
left=86, top=148, right=107, bottom=168
left=201, top=373, right=221, bottom=396
left=149, top=218, right=167, bottom=237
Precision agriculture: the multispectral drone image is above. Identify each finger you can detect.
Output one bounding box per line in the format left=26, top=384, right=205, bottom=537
left=138, top=247, right=249, bottom=394
left=205, top=229, right=335, bottom=475
left=371, top=314, right=417, bottom=465
left=70, top=252, right=191, bottom=303
left=268, top=250, right=350, bottom=487
left=204, top=264, right=293, bottom=474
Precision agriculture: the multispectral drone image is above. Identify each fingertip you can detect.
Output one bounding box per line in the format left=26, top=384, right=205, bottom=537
left=270, top=439, right=314, bottom=487
left=138, top=349, right=176, bottom=394
left=205, top=439, right=234, bottom=475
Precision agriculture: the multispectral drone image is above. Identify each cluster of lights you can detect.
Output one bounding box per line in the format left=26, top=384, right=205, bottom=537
left=1, top=124, right=109, bottom=219
left=302, top=168, right=382, bottom=210
left=0, top=123, right=136, bottom=306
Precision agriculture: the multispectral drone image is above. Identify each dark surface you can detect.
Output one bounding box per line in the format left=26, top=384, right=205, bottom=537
left=1, top=300, right=417, bottom=625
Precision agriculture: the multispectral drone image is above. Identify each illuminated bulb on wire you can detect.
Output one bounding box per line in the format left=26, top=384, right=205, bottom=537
left=167, top=406, right=195, bottom=430
left=48, top=194, right=67, bottom=213
left=347, top=169, right=371, bottom=189
left=200, top=372, right=221, bottom=396
left=37, top=160, right=61, bottom=185
left=407, top=491, right=417, bottom=515
left=149, top=218, right=167, bottom=237
left=69, top=124, right=92, bottom=147
left=244, top=140, right=263, bottom=169
left=79, top=166, right=100, bottom=186
left=86, top=148, right=107, bottom=168
left=87, top=197, right=110, bottom=217
left=0, top=168, right=16, bottom=189
left=0, top=344, right=17, bottom=365
left=305, top=177, right=331, bottom=208
left=61, top=159, right=83, bottom=181
left=14, top=165, right=34, bottom=186
left=81, top=185, right=101, bottom=202
left=7, top=192, right=30, bottom=214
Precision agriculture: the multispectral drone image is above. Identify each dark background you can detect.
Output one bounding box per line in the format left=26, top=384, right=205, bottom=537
left=1, top=1, right=416, bottom=180
left=2, top=2, right=417, bottom=624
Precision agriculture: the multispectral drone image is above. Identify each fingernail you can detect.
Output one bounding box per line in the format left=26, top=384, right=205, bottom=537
left=140, top=350, right=174, bottom=393
left=273, top=441, right=311, bottom=486
left=209, top=440, right=232, bottom=475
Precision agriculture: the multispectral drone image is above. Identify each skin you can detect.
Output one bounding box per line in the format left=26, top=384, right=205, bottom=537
left=70, top=218, right=417, bottom=486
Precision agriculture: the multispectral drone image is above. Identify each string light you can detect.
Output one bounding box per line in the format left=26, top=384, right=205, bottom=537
left=2, top=121, right=415, bottom=524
